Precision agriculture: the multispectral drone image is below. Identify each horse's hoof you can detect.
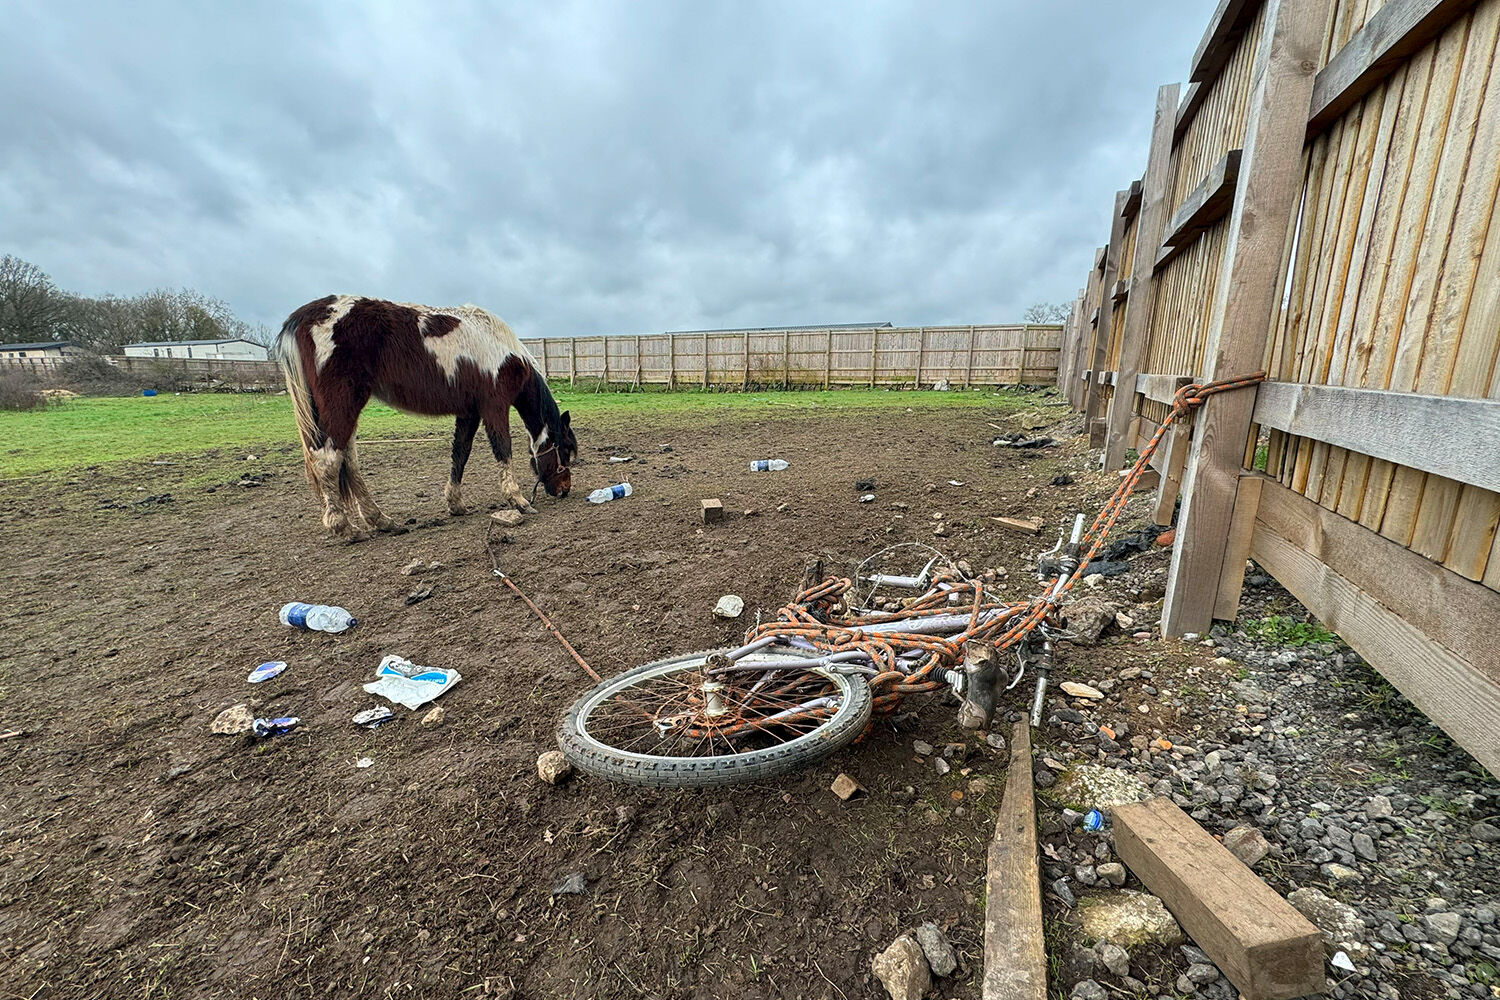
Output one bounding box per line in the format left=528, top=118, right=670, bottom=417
left=447, top=504, right=470, bottom=517
left=375, top=518, right=407, bottom=534
left=341, top=529, right=373, bottom=544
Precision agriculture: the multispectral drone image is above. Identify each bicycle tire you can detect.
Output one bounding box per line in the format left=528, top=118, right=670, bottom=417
left=558, top=646, right=872, bottom=788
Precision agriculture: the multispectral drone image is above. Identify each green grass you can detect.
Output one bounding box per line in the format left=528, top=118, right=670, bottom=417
left=0, top=386, right=1043, bottom=476
left=1241, top=614, right=1338, bottom=648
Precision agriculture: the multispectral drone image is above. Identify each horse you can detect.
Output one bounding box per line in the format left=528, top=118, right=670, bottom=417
left=273, top=295, right=577, bottom=540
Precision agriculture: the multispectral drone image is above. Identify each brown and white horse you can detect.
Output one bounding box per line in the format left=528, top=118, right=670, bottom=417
left=274, top=295, right=577, bottom=540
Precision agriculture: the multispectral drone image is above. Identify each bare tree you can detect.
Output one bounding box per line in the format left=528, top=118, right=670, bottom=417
left=1022, top=301, right=1072, bottom=324
left=0, top=255, right=72, bottom=343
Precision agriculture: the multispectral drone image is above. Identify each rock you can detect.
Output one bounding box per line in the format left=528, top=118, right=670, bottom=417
left=1079, top=890, right=1185, bottom=947
left=210, top=704, right=254, bottom=735
left=1061, top=681, right=1105, bottom=700
left=1062, top=598, right=1119, bottom=646
left=1288, top=888, right=1367, bottom=958
left=551, top=872, right=587, bottom=896
left=913, top=740, right=935, bottom=756
left=871, top=934, right=930, bottom=1000
left=933, top=758, right=951, bottom=776
left=1050, top=765, right=1150, bottom=810
left=915, top=922, right=958, bottom=977
left=1222, top=826, right=1271, bottom=868
left=490, top=509, right=525, bottom=527
left=1365, top=795, right=1394, bottom=820
left=1097, top=862, right=1126, bottom=886
left=401, top=558, right=425, bottom=575
left=421, top=706, right=444, bottom=725
left=1423, top=912, right=1462, bottom=946
left=1097, top=943, right=1130, bottom=976
left=404, top=584, right=435, bottom=605
left=984, top=731, right=1007, bottom=752
left=1155, top=529, right=1176, bottom=547
left=1351, top=832, right=1377, bottom=862
left=1186, top=962, right=1220, bottom=984
left=537, top=750, right=573, bottom=785
left=1470, top=821, right=1500, bottom=843
left=712, top=594, right=744, bottom=619
left=1034, top=767, right=1056, bottom=788
left=1320, top=863, right=1363, bottom=884
left=1071, top=980, right=1107, bottom=1000
left=1052, top=473, right=1075, bottom=486
left=831, top=773, right=863, bottom=801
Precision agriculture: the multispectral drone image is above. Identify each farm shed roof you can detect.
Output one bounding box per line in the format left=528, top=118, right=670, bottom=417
left=121, top=338, right=259, bottom=348
left=0, top=341, right=77, bottom=351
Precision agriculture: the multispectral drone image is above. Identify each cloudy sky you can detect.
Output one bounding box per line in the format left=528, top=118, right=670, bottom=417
left=2, top=1, right=1211, bottom=336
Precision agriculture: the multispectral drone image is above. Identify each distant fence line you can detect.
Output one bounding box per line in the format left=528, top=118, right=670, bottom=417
left=532, top=325, right=1062, bottom=388
left=0, top=324, right=1062, bottom=390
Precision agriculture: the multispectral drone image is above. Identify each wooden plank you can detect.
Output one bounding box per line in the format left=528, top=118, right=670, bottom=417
left=1309, top=0, right=1480, bottom=134
left=1251, top=477, right=1500, bottom=774
left=1114, top=797, right=1323, bottom=1000
left=1163, top=0, right=1334, bottom=636
left=1135, top=372, right=1195, bottom=405
left=1161, top=149, right=1243, bottom=251
left=1111, top=278, right=1130, bottom=303
left=1122, top=179, right=1144, bottom=220
left=981, top=721, right=1045, bottom=1000
left=1252, top=381, right=1500, bottom=491
left=1153, top=422, right=1193, bottom=525
left=1103, top=83, right=1181, bottom=469
left=991, top=517, right=1042, bottom=534
left=1213, top=474, right=1265, bottom=620
left=1175, top=81, right=1208, bottom=141
left=1191, top=0, right=1263, bottom=85
left=1085, top=193, right=1131, bottom=428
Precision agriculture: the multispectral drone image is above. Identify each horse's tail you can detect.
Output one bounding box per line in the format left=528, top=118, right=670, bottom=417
left=273, top=316, right=323, bottom=489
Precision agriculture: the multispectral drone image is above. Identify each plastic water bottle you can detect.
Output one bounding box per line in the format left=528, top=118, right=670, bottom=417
left=749, top=459, right=789, bottom=472
left=279, top=602, right=357, bottom=633
left=587, top=483, right=633, bottom=504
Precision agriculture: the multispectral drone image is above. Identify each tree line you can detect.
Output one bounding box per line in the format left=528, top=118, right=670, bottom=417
left=0, top=255, right=268, bottom=354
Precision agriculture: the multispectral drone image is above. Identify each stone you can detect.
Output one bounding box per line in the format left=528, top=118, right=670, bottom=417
left=490, top=509, right=525, bottom=527
left=1424, top=912, right=1463, bottom=946
left=537, top=750, right=573, bottom=785
left=1186, top=962, right=1220, bottom=984
left=421, top=706, right=444, bottom=726
left=1288, top=887, right=1367, bottom=959
left=1320, top=863, right=1363, bottom=884
left=1470, top=821, right=1500, bottom=843
left=913, top=740, right=935, bottom=756
left=1352, top=832, right=1377, bottom=862
left=1063, top=598, right=1119, bottom=646
left=871, top=934, right=930, bottom=1000
left=1079, top=890, right=1186, bottom=947
left=210, top=704, right=254, bottom=735
left=984, top=731, right=1007, bottom=752
left=1222, top=825, right=1271, bottom=868
left=1050, top=765, right=1150, bottom=811
left=1097, top=862, right=1127, bottom=886
left=915, top=922, right=957, bottom=977
left=1034, top=768, right=1056, bottom=789
left=700, top=498, right=724, bottom=523
left=1097, top=943, right=1130, bottom=976
left=933, top=758, right=951, bottom=776
left=1061, top=681, right=1105, bottom=700
left=1071, top=979, right=1107, bottom=1000
left=830, top=773, right=863, bottom=801
left=712, top=594, right=744, bottom=619
left=1365, top=795, right=1393, bottom=820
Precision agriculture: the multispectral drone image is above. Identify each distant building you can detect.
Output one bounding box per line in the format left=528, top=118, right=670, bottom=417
left=0, top=340, right=85, bottom=360
left=121, top=339, right=270, bottom=361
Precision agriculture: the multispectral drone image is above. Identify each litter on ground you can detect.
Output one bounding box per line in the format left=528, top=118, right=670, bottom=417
left=362, top=654, right=462, bottom=710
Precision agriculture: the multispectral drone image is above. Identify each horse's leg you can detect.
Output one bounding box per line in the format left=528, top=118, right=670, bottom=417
left=310, top=386, right=371, bottom=542
left=445, top=411, right=481, bottom=515
left=341, top=438, right=402, bottom=532
left=482, top=408, right=538, bottom=513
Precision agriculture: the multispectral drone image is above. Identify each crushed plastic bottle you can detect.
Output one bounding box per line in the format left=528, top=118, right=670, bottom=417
left=749, top=459, right=789, bottom=472
left=252, top=716, right=301, bottom=737
left=587, top=483, right=633, bottom=504
left=279, top=602, right=356, bottom=633
left=1082, top=809, right=1105, bottom=832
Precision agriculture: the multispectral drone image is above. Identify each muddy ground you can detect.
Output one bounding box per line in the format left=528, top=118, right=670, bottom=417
left=0, top=391, right=1132, bottom=1000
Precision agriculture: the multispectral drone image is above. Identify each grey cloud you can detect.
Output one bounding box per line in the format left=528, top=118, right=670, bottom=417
left=2, top=0, right=1212, bottom=336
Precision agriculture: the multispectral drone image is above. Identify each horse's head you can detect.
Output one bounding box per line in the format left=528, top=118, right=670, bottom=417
left=531, top=409, right=576, bottom=497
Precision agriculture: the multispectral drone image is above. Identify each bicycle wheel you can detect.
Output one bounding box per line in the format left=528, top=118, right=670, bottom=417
left=558, top=646, right=872, bottom=788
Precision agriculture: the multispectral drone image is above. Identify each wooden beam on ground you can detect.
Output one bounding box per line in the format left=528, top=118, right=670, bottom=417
left=992, top=516, right=1043, bottom=534
left=1159, top=149, right=1243, bottom=264
left=1084, top=190, right=1131, bottom=434
left=1212, top=474, right=1264, bottom=620
left=1251, top=382, right=1500, bottom=492
left=982, top=721, right=1045, bottom=1000
left=1114, top=797, right=1323, bottom=1000
left=1162, top=0, right=1333, bottom=637
left=1103, top=83, right=1181, bottom=470
left=1190, top=0, right=1262, bottom=84
left=1250, top=477, right=1500, bottom=774
left=1308, top=0, right=1480, bottom=135
left=1135, top=372, right=1195, bottom=405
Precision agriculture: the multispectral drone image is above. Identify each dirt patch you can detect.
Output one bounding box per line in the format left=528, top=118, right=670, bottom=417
left=0, top=396, right=1106, bottom=998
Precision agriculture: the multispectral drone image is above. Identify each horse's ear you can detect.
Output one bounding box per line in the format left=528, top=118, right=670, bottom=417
left=561, top=410, right=571, bottom=427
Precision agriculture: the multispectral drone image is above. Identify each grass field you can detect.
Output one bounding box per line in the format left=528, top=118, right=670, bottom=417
left=0, top=386, right=1044, bottom=476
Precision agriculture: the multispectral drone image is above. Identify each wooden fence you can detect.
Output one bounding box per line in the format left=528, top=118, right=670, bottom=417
left=1058, top=0, right=1500, bottom=774
left=0, top=324, right=1061, bottom=391
left=531, top=325, right=1061, bottom=388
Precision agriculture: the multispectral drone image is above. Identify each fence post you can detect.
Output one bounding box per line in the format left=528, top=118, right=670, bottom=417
left=915, top=327, right=927, bottom=388
left=743, top=333, right=751, bottom=389
left=1018, top=326, right=1031, bottom=386
left=634, top=335, right=642, bottom=387
left=824, top=331, right=833, bottom=388
left=702, top=332, right=709, bottom=388
left=963, top=325, right=976, bottom=388
left=783, top=330, right=791, bottom=389
left=601, top=337, right=610, bottom=387
left=1102, top=82, right=1180, bottom=469
left=868, top=330, right=878, bottom=388
left=569, top=339, right=577, bottom=385
left=1085, top=190, right=1130, bottom=438
left=1162, top=0, right=1332, bottom=636
left=668, top=333, right=676, bottom=386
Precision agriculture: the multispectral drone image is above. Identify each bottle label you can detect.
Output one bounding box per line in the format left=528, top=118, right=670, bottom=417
left=752, top=461, right=766, bottom=471
left=285, top=603, right=313, bottom=628
left=612, top=484, right=626, bottom=499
